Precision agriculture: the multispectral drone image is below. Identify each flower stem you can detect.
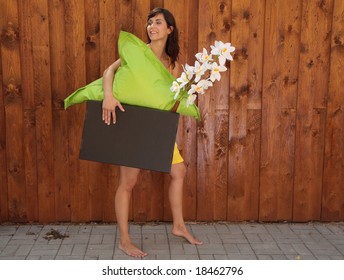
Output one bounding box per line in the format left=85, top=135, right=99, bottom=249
left=171, top=100, right=180, bottom=112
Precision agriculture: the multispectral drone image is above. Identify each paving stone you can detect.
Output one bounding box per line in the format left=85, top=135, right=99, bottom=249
left=57, top=244, right=73, bottom=256
left=29, top=249, right=58, bottom=256
left=286, top=254, right=316, bottom=260
left=182, top=244, right=198, bottom=255
left=92, top=225, right=116, bottom=234
left=223, top=243, right=240, bottom=254
left=0, top=226, right=18, bottom=236
left=0, top=236, right=12, bottom=246
left=0, top=245, right=18, bottom=257
left=89, top=234, right=103, bottom=244
left=199, top=254, right=214, bottom=259
left=257, top=254, right=273, bottom=260
left=226, top=224, right=243, bottom=234
left=271, top=254, right=287, bottom=260
left=25, top=255, right=41, bottom=260
left=251, top=243, right=283, bottom=255
left=236, top=244, right=254, bottom=254
left=220, top=233, right=248, bottom=244
left=0, top=222, right=343, bottom=260
left=102, top=234, right=116, bottom=244
left=244, top=233, right=262, bottom=243
left=258, top=233, right=275, bottom=243
left=291, top=243, right=313, bottom=255
left=15, top=244, right=33, bottom=256
left=214, top=254, right=229, bottom=260
left=40, top=255, right=56, bottom=260
left=72, top=244, right=88, bottom=256
left=0, top=256, right=26, bottom=260
left=171, top=254, right=199, bottom=260
left=226, top=254, right=257, bottom=260
left=55, top=255, right=84, bottom=260
left=198, top=245, right=226, bottom=255
left=278, top=243, right=298, bottom=254
left=156, top=254, right=171, bottom=260
left=214, top=223, right=231, bottom=233
left=239, top=224, right=268, bottom=234
left=205, top=234, right=222, bottom=244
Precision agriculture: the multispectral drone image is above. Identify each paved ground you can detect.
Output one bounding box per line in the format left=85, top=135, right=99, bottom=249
left=0, top=222, right=344, bottom=260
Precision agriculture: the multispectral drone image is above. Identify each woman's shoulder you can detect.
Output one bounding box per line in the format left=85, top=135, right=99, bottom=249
left=171, top=61, right=182, bottom=79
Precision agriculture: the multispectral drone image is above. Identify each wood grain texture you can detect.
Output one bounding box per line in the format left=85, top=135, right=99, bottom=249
left=0, top=0, right=343, bottom=223
left=322, top=0, right=344, bottom=221
left=1, top=0, right=27, bottom=222
left=293, top=0, right=333, bottom=221
left=18, top=0, right=38, bottom=222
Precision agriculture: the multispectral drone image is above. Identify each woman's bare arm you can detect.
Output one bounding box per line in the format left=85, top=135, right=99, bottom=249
left=102, top=59, right=124, bottom=125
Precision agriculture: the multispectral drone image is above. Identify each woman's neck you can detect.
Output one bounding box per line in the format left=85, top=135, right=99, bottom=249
left=149, top=40, right=168, bottom=61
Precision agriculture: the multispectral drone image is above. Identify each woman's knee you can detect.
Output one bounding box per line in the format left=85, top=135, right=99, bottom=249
left=119, top=166, right=140, bottom=190
left=170, top=162, right=186, bottom=180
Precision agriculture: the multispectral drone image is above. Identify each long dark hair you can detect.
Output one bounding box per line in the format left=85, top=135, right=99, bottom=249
left=147, top=8, right=180, bottom=68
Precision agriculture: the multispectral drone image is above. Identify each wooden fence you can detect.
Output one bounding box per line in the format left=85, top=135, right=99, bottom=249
left=0, top=0, right=343, bottom=223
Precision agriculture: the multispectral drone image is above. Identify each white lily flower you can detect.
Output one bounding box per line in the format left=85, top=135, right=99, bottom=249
left=199, top=79, right=213, bottom=89
left=187, top=79, right=211, bottom=95
left=210, top=62, right=227, bottom=82
left=170, top=81, right=181, bottom=99
left=186, top=94, right=197, bottom=107
left=183, top=64, right=195, bottom=80
left=176, top=72, right=189, bottom=88
left=169, top=39, right=234, bottom=111
left=193, top=61, right=207, bottom=83
left=211, top=41, right=235, bottom=65
left=195, top=48, right=213, bottom=64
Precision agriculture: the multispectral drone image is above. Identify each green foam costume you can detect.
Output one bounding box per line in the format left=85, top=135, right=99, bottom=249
left=64, top=31, right=200, bottom=120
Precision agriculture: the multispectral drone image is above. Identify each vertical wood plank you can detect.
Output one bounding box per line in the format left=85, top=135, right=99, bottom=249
left=228, top=0, right=252, bottom=221
left=85, top=0, right=107, bottom=222
left=0, top=38, right=8, bottom=222
left=18, top=0, right=39, bottom=222
left=227, top=0, right=264, bottom=221
left=212, top=0, right=231, bottom=221
left=30, top=0, right=55, bottom=222
left=242, top=0, right=265, bottom=221
left=48, top=0, right=71, bottom=222
left=99, top=0, right=118, bottom=222
left=180, top=0, right=199, bottom=221
left=293, top=0, right=333, bottom=221
left=196, top=0, right=217, bottom=221
left=322, top=0, right=344, bottom=221
left=65, top=0, right=89, bottom=222
left=260, top=0, right=301, bottom=221
left=1, top=0, right=27, bottom=222
left=100, top=0, right=118, bottom=71
left=151, top=0, right=164, bottom=10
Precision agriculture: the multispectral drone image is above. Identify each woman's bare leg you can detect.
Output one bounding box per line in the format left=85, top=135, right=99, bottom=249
left=115, top=166, right=147, bottom=257
left=169, top=162, right=203, bottom=245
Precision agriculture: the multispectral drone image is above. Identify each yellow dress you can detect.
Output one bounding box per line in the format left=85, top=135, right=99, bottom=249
left=172, top=143, right=183, bottom=164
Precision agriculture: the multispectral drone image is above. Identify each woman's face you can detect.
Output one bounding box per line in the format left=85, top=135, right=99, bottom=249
left=147, top=13, right=172, bottom=42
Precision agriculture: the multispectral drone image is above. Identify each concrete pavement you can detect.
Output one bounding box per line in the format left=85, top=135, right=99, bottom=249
left=0, top=222, right=344, bottom=260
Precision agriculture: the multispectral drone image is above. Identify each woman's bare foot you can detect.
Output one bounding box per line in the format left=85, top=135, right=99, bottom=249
left=119, top=240, right=147, bottom=258
left=172, top=225, right=203, bottom=245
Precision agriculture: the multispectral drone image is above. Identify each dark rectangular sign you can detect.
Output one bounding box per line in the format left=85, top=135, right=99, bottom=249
left=79, top=101, right=179, bottom=173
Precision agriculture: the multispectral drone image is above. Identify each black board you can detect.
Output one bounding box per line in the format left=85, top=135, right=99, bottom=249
left=79, top=101, right=179, bottom=173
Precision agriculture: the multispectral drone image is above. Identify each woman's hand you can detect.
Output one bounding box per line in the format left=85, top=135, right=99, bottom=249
left=102, top=59, right=122, bottom=124
left=102, top=96, right=125, bottom=125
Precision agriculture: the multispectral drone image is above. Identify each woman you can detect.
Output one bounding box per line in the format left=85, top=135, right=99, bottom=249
left=102, top=8, right=202, bottom=258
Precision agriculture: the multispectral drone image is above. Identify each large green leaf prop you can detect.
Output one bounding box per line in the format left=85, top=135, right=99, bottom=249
left=64, top=31, right=200, bottom=119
